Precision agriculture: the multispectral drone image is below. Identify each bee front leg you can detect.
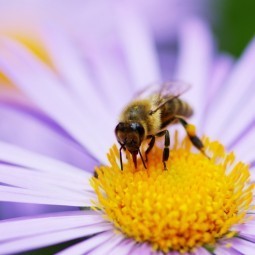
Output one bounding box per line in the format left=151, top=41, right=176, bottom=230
left=119, top=143, right=126, bottom=170
left=155, top=130, right=170, bottom=170
left=175, top=116, right=207, bottom=157
left=145, top=135, right=155, bottom=162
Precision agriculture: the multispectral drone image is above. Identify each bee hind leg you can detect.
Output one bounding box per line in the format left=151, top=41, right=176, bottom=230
left=175, top=116, right=208, bottom=157
left=155, top=130, right=170, bottom=170
left=145, top=135, right=155, bottom=162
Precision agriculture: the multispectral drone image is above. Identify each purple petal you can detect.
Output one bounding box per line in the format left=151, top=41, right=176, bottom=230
left=0, top=101, right=98, bottom=172
left=40, top=25, right=113, bottom=115
left=201, top=54, right=234, bottom=131
left=56, top=231, right=114, bottom=255
left=218, top=92, right=255, bottom=148
left=0, top=163, right=92, bottom=193
left=0, top=185, right=93, bottom=207
left=204, top=37, right=255, bottom=140
left=115, top=4, right=161, bottom=89
left=0, top=141, right=91, bottom=182
left=87, top=46, right=133, bottom=117
left=128, top=243, right=152, bottom=255
left=86, top=234, right=125, bottom=255
left=228, top=119, right=254, bottom=149
left=214, top=246, right=242, bottom=255
left=0, top=211, right=104, bottom=242
left=205, top=54, right=234, bottom=107
left=0, top=37, right=113, bottom=162
left=175, top=18, right=214, bottom=128
left=229, top=120, right=255, bottom=164
left=235, top=220, right=255, bottom=231
left=224, top=237, right=255, bottom=254
left=192, top=247, right=212, bottom=255
left=0, top=222, right=112, bottom=255
left=107, top=239, right=135, bottom=255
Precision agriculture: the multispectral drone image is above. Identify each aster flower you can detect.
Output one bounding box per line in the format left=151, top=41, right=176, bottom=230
left=0, top=12, right=255, bottom=255
left=0, top=0, right=204, bottom=219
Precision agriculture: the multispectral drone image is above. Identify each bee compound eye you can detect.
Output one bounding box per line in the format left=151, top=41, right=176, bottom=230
left=131, top=123, right=144, bottom=137
left=115, top=122, right=124, bottom=133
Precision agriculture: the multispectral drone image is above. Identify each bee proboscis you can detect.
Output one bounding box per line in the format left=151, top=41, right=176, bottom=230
left=115, top=82, right=206, bottom=170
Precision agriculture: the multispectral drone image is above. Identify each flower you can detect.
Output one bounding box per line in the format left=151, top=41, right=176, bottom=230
left=0, top=0, right=206, bottom=219
left=0, top=11, right=254, bottom=255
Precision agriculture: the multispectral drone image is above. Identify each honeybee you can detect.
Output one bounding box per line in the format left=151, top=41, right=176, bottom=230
left=115, top=82, right=205, bottom=170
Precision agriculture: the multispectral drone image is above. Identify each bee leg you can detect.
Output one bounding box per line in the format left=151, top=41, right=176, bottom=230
left=119, top=144, right=126, bottom=170
left=175, top=116, right=207, bottom=157
left=145, top=135, right=155, bottom=162
left=155, top=130, right=170, bottom=170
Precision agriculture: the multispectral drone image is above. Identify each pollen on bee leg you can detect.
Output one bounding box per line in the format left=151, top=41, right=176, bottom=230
left=90, top=133, right=254, bottom=253
left=186, top=123, right=196, bottom=136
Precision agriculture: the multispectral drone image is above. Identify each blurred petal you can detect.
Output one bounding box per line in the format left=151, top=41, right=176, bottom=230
left=175, top=18, right=214, bottom=128
left=1, top=211, right=103, bottom=241
left=87, top=46, right=132, bottom=116
left=116, top=4, right=161, bottom=88
left=0, top=141, right=90, bottom=179
left=205, top=38, right=255, bottom=139
left=40, top=25, right=114, bottom=120
left=0, top=37, right=113, bottom=162
left=219, top=93, right=255, bottom=149
left=230, top=121, right=255, bottom=164
left=0, top=164, right=92, bottom=193
left=202, top=54, right=234, bottom=130
left=0, top=185, right=93, bottom=207
left=0, top=99, right=98, bottom=171
left=0, top=221, right=111, bottom=255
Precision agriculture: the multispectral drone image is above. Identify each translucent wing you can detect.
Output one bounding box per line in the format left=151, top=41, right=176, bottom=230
left=134, top=81, right=191, bottom=114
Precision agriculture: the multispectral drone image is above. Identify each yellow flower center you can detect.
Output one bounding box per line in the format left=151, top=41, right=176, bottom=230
left=91, top=134, right=254, bottom=253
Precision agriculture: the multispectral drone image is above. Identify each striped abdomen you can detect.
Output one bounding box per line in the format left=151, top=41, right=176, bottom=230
left=160, top=98, right=193, bottom=129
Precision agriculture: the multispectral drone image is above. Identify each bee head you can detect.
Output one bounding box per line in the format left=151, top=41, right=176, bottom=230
left=115, top=122, right=145, bottom=154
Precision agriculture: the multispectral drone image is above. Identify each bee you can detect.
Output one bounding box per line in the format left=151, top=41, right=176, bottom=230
left=115, top=82, right=205, bottom=170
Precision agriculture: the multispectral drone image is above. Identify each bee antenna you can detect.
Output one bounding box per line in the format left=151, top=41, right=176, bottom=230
left=138, top=149, right=147, bottom=169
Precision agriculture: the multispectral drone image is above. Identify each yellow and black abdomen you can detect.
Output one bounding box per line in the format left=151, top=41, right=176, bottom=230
left=160, top=98, right=193, bottom=129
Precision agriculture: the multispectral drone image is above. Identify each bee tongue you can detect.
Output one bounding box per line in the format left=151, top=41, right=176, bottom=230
left=132, top=152, right=138, bottom=168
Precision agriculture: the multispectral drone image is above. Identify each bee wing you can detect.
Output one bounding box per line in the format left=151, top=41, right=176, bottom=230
left=133, top=83, right=160, bottom=99
left=134, top=81, right=191, bottom=114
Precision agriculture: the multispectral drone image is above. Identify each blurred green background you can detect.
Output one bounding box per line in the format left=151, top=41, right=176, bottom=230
left=213, top=0, right=255, bottom=56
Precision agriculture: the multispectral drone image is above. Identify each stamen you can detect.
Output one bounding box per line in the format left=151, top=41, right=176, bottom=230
left=91, top=134, right=254, bottom=253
